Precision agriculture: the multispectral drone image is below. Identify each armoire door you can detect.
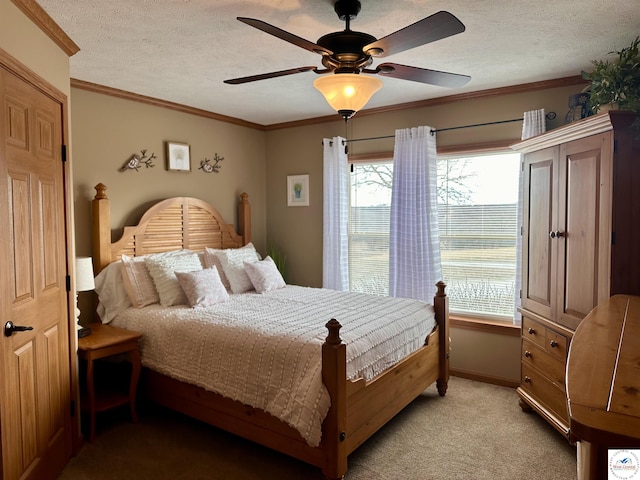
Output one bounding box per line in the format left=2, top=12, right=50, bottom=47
left=555, top=132, right=612, bottom=330
left=521, top=146, right=558, bottom=321
left=0, top=66, right=72, bottom=479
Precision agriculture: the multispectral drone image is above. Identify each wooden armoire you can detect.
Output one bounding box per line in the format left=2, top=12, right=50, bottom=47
left=512, top=111, right=640, bottom=437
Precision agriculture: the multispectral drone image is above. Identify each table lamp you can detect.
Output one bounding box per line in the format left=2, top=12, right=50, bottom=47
left=75, top=256, right=95, bottom=338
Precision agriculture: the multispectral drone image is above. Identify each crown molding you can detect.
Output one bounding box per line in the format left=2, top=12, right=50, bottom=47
left=11, top=0, right=80, bottom=56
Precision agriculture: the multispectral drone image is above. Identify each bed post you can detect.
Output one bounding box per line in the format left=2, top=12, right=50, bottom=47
left=92, top=183, right=112, bottom=274
left=322, top=319, right=347, bottom=480
left=237, top=192, right=251, bottom=245
left=434, top=281, right=449, bottom=396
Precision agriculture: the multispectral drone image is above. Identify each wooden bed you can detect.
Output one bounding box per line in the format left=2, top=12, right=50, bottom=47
left=91, top=182, right=450, bottom=480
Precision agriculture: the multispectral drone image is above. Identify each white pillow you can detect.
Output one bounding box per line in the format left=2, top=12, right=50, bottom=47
left=94, top=261, right=132, bottom=323
left=216, top=244, right=261, bottom=294
left=144, top=251, right=203, bottom=306
left=175, top=268, right=229, bottom=307
left=120, top=254, right=160, bottom=307
left=244, top=256, right=286, bottom=294
left=203, top=247, right=231, bottom=290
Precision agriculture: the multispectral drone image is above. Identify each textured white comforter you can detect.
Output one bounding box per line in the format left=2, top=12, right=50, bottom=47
left=111, top=285, right=436, bottom=446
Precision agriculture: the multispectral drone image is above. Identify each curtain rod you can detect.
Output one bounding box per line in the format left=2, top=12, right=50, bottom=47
left=343, top=112, right=557, bottom=144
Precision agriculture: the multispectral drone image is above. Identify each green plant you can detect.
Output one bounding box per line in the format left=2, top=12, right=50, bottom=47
left=267, top=245, right=287, bottom=281
left=582, top=36, right=640, bottom=118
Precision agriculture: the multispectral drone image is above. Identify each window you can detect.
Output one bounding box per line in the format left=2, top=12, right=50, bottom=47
left=349, top=160, right=392, bottom=296
left=348, top=151, right=520, bottom=321
left=438, top=153, right=520, bottom=320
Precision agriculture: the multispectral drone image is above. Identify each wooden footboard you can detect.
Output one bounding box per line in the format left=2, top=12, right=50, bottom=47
left=141, top=283, right=448, bottom=480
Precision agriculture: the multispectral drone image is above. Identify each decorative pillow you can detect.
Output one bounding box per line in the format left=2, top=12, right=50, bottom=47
left=216, top=244, right=261, bottom=294
left=120, top=254, right=160, bottom=308
left=175, top=268, right=229, bottom=308
left=144, top=251, right=203, bottom=306
left=94, top=261, right=131, bottom=323
left=244, top=256, right=286, bottom=294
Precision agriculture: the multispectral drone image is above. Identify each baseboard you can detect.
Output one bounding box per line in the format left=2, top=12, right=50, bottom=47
left=451, top=368, right=519, bottom=388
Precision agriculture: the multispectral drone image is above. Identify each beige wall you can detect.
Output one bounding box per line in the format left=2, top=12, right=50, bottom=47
left=70, top=88, right=268, bottom=258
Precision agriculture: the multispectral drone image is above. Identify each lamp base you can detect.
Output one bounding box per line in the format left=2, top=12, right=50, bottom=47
left=78, top=326, right=92, bottom=338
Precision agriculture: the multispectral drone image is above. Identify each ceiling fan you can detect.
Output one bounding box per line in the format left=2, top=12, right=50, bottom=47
left=224, top=0, right=471, bottom=119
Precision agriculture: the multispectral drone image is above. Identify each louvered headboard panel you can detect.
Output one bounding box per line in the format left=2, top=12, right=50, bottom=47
left=92, top=183, right=251, bottom=273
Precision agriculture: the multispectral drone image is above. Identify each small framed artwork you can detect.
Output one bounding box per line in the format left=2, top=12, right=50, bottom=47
left=166, top=141, right=191, bottom=172
left=287, top=174, right=309, bottom=207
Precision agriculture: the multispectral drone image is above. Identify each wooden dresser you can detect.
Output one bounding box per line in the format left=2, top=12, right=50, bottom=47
left=512, top=111, right=640, bottom=437
left=566, top=295, right=640, bottom=480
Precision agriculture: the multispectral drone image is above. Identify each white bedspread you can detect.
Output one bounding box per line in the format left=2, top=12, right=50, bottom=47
left=110, top=285, right=436, bottom=447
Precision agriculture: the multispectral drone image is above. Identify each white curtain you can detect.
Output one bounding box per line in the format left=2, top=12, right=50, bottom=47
left=515, top=109, right=547, bottom=324
left=322, top=137, right=349, bottom=291
left=389, top=126, right=442, bottom=302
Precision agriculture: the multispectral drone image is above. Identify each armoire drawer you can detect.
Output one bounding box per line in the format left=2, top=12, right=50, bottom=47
left=521, top=364, right=569, bottom=424
left=521, top=339, right=566, bottom=387
left=522, top=317, right=568, bottom=361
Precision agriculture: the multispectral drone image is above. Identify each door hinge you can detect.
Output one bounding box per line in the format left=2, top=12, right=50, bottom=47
left=65, top=274, right=71, bottom=292
left=613, top=139, right=618, bottom=154
left=62, top=144, right=67, bottom=162
left=70, top=400, right=76, bottom=417
left=612, top=231, right=616, bottom=245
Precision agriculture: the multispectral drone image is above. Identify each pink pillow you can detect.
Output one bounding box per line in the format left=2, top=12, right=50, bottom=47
left=175, top=268, right=229, bottom=307
left=244, top=256, right=286, bottom=294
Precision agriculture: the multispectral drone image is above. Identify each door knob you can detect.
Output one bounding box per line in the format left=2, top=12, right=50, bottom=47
left=4, top=321, right=34, bottom=337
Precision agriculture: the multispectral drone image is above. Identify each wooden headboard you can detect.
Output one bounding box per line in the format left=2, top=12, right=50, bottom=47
left=91, top=183, right=251, bottom=273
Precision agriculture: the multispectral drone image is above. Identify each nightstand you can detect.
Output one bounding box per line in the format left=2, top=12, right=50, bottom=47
left=77, top=323, right=142, bottom=441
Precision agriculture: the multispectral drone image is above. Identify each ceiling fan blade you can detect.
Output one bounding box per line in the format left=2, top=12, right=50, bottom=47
left=224, top=66, right=318, bottom=85
left=238, top=17, right=333, bottom=55
left=376, top=63, right=470, bottom=88
left=364, top=11, right=465, bottom=58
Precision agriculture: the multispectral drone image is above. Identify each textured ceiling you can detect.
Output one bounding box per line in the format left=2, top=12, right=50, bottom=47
left=38, top=0, right=640, bottom=126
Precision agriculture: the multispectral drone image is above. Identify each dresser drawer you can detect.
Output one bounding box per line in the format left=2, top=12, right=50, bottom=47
left=521, top=338, right=566, bottom=387
left=522, top=317, right=546, bottom=349
left=521, top=364, right=569, bottom=424
left=545, top=329, right=567, bottom=361
left=522, top=317, right=569, bottom=359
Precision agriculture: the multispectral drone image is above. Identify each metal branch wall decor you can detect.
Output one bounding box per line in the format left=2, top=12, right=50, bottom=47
left=199, top=153, right=224, bottom=173
left=119, top=149, right=156, bottom=172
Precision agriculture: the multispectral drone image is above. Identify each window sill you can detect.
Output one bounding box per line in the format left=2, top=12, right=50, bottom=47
left=449, top=316, right=520, bottom=337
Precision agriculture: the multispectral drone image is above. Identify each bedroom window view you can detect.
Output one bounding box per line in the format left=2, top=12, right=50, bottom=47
left=348, top=152, right=520, bottom=320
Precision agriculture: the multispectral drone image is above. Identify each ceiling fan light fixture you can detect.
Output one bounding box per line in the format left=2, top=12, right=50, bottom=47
left=313, top=73, right=382, bottom=120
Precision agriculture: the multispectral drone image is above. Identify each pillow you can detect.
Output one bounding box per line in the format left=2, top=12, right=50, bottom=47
left=203, top=243, right=259, bottom=290
left=244, top=256, right=286, bottom=294
left=144, top=251, right=203, bottom=306
left=203, top=247, right=231, bottom=290
left=120, top=254, right=160, bottom=308
left=94, top=261, right=132, bottom=323
left=175, top=268, right=229, bottom=308
left=216, top=244, right=261, bottom=294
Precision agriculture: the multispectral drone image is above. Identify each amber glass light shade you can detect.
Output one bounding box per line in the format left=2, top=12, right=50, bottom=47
left=313, top=74, right=383, bottom=120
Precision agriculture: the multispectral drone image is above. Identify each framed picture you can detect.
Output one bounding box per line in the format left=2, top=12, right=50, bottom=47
left=166, top=141, right=191, bottom=172
left=287, top=174, right=309, bottom=207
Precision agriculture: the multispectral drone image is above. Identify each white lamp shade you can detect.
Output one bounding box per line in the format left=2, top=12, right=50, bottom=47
left=313, top=74, right=383, bottom=115
left=75, top=257, right=95, bottom=292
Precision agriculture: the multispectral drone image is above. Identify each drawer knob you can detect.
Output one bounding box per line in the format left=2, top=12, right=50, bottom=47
left=549, top=340, right=558, bottom=348
left=524, top=350, right=532, bottom=358
left=524, top=376, right=531, bottom=383
left=527, top=327, right=535, bottom=335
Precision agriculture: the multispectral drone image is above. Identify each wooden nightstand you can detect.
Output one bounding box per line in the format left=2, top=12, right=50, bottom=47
left=77, top=323, right=142, bottom=441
